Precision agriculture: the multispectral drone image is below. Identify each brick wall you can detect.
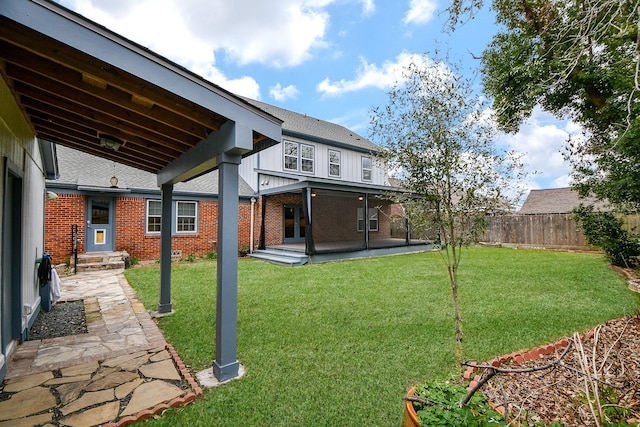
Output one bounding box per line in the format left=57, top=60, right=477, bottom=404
left=263, top=193, right=303, bottom=246
left=45, top=194, right=257, bottom=262
left=44, top=193, right=85, bottom=264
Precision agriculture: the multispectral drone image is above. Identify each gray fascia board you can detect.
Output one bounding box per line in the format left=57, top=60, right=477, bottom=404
left=76, top=185, right=132, bottom=194
left=258, top=179, right=406, bottom=196
left=38, top=138, right=59, bottom=179
left=3, top=0, right=282, bottom=141
left=283, top=129, right=379, bottom=154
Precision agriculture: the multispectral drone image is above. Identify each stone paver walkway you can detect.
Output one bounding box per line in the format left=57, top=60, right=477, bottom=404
left=0, top=269, right=202, bottom=427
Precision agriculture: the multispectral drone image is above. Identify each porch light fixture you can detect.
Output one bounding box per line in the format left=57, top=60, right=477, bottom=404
left=358, top=196, right=364, bottom=201
left=99, top=134, right=122, bottom=151
left=109, top=161, right=118, bottom=188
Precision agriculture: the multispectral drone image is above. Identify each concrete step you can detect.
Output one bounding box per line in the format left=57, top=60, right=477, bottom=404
left=74, top=251, right=129, bottom=272
left=248, top=249, right=308, bottom=266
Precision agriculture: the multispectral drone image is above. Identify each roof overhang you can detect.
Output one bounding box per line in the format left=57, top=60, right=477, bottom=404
left=258, top=176, right=408, bottom=197
left=0, top=0, right=282, bottom=180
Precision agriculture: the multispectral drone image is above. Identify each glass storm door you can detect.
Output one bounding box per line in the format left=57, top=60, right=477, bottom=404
left=283, top=205, right=306, bottom=244
left=85, top=197, right=114, bottom=252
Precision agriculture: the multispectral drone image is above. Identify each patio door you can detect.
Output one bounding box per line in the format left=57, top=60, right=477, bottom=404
left=283, top=204, right=306, bottom=244
left=85, top=197, right=115, bottom=252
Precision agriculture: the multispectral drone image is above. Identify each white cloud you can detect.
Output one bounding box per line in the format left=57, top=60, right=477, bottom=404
left=57, top=0, right=336, bottom=93
left=403, top=0, right=437, bottom=25
left=269, top=84, right=301, bottom=101
left=360, top=0, right=376, bottom=16
left=317, top=52, right=429, bottom=96
left=498, top=107, right=578, bottom=191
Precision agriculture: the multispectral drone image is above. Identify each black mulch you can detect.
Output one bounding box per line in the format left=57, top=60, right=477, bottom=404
left=28, top=300, right=88, bottom=340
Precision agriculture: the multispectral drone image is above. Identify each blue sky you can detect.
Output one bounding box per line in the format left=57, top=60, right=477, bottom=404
left=57, top=0, right=578, bottom=198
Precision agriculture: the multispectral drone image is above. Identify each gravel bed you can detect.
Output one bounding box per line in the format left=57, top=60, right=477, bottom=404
left=28, top=300, right=88, bottom=340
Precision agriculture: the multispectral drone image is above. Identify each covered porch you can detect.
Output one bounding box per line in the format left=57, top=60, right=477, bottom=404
left=253, top=181, right=432, bottom=265
left=1, top=0, right=281, bottom=382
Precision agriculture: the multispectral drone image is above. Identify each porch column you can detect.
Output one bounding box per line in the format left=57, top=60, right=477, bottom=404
left=158, top=183, right=173, bottom=314
left=303, top=187, right=315, bottom=255
left=364, top=193, right=369, bottom=249
left=213, top=151, right=242, bottom=382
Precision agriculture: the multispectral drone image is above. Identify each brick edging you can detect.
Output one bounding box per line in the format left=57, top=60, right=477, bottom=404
left=103, top=344, right=204, bottom=427
left=462, top=326, right=600, bottom=416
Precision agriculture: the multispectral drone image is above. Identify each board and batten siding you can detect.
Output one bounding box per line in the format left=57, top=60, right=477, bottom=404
left=0, top=75, right=47, bottom=357
left=240, top=136, right=387, bottom=192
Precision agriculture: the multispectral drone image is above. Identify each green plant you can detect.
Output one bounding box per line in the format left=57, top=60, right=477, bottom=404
left=239, top=245, right=250, bottom=256
left=206, top=251, right=217, bottom=260
left=371, top=53, right=524, bottom=358
left=411, top=381, right=505, bottom=426
left=130, top=256, right=140, bottom=266
left=573, top=205, right=640, bottom=267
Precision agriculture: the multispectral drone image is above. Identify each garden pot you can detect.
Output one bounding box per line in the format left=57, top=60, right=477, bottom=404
left=404, top=387, right=420, bottom=427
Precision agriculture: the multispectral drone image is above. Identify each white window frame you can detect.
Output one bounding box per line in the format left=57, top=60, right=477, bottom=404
left=328, top=149, right=341, bottom=178
left=300, top=143, right=315, bottom=173
left=361, top=156, right=372, bottom=182
left=176, top=201, right=198, bottom=233
left=146, top=199, right=162, bottom=234
left=283, top=140, right=298, bottom=171
left=357, top=207, right=379, bottom=232
left=146, top=199, right=199, bottom=234
left=283, top=140, right=315, bottom=174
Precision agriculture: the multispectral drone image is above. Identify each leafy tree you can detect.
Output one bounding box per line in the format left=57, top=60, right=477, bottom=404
left=572, top=205, right=640, bottom=267
left=370, top=55, right=524, bottom=357
left=447, top=0, right=640, bottom=211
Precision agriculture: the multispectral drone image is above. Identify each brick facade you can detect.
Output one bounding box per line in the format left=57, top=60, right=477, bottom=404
left=45, top=193, right=86, bottom=263
left=263, top=193, right=303, bottom=246
left=45, top=194, right=258, bottom=262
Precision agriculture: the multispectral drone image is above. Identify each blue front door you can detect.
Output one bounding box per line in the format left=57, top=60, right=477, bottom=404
left=85, top=197, right=115, bottom=252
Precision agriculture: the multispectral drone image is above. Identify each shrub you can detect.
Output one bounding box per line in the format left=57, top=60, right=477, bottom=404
left=411, top=381, right=505, bottom=426
left=573, top=205, right=640, bottom=267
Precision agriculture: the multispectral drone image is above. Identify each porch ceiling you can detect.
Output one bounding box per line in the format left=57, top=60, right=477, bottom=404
left=0, top=0, right=281, bottom=176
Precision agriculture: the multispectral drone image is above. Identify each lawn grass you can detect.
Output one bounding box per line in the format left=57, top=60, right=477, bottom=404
left=125, top=247, right=638, bottom=426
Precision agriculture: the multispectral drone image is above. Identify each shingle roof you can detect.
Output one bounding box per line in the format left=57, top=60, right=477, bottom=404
left=519, top=187, right=610, bottom=214
left=49, top=145, right=255, bottom=196
left=243, top=98, right=379, bottom=152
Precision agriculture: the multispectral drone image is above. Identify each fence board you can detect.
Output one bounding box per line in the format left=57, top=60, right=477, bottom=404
left=483, top=213, right=590, bottom=249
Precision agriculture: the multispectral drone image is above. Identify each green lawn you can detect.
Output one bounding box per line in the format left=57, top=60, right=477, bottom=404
left=125, top=248, right=638, bottom=426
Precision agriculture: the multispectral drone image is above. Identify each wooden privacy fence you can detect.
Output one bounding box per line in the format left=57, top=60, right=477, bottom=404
left=482, top=214, right=588, bottom=249
left=482, top=213, right=640, bottom=250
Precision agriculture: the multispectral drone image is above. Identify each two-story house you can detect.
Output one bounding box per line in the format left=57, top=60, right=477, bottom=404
left=45, top=99, right=429, bottom=267
left=241, top=99, right=429, bottom=264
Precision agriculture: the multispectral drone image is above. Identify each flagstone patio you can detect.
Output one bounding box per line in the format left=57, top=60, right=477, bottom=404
left=0, top=269, right=202, bottom=427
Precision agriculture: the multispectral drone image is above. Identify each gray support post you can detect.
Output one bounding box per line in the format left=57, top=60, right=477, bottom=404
left=158, top=183, right=173, bottom=314
left=212, top=152, right=242, bottom=382
left=364, top=194, right=369, bottom=249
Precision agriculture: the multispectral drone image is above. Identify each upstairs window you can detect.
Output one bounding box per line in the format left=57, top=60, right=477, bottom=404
left=329, top=149, right=341, bottom=177
left=284, top=141, right=298, bottom=171
left=284, top=141, right=314, bottom=173
left=301, top=144, right=314, bottom=173
left=362, top=156, right=372, bottom=182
